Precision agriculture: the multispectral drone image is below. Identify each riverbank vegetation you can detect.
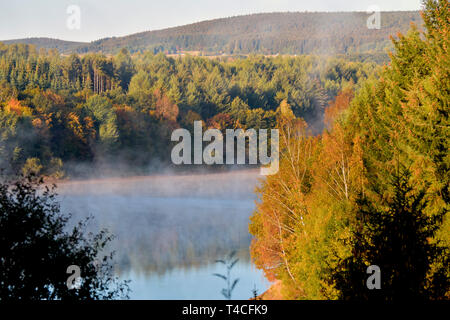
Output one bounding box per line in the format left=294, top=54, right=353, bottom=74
left=249, top=0, right=449, bottom=300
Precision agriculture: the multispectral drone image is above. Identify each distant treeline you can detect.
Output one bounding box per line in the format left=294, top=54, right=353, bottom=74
left=4, top=11, right=422, bottom=56
left=0, top=42, right=377, bottom=177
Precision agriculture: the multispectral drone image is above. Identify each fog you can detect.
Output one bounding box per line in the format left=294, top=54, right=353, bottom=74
left=56, top=169, right=270, bottom=298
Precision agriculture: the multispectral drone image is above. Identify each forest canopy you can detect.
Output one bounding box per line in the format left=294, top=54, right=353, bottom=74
left=0, top=43, right=377, bottom=177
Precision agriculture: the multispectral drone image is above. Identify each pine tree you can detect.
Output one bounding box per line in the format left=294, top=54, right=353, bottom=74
left=331, top=168, right=449, bottom=300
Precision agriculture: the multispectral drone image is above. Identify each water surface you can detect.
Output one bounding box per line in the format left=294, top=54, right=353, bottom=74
left=57, top=170, right=270, bottom=299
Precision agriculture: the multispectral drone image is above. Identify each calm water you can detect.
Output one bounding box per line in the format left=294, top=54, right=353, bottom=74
left=57, top=170, right=270, bottom=300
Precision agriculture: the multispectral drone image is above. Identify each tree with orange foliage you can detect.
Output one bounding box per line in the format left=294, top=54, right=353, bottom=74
left=250, top=87, right=364, bottom=299
left=5, top=98, right=32, bottom=116
left=154, top=88, right=179, bottom=122
left=250, top=102, right=314, bottom=298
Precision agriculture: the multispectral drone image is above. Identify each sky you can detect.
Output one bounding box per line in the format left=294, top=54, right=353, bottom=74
left=0, top=0, right=423, bottom=42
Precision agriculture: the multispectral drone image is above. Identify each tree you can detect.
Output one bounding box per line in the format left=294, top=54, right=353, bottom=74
left=154, top=88, right=179, bottom=122
left=128, top=70, right=154, bottom=105
left=21, top=158, right=43, bottom=176
left=114, top=48, right=135, bottom=91
left=249, top=90, right=361, bottom=299
left=0, top=174, right=129, bottom=300
left=331, top=169, right=449, bottom=300
left=347, top=0, right=449, bottom=247
left=84, top=95, right=119, bottom=155
left=249, top=110, right=315, bottom=298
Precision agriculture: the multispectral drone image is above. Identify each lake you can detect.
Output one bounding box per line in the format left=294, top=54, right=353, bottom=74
left=57, top=170, right=271, bottom=300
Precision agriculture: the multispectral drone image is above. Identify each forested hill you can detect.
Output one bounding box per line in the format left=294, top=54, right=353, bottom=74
left=3, top=11, right=422, bottom=55
left=2, top=38, right=84, bottom=54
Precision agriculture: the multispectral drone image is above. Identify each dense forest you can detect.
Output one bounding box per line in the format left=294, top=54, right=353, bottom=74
left=0, top=42, right=377, bottom=177
left=250, top=0, right=449, bottom=300
left=4, top=11, right=421, bottom=57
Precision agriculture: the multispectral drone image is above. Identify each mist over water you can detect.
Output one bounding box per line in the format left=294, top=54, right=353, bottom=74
left=57, top=169, right=270, bottom=299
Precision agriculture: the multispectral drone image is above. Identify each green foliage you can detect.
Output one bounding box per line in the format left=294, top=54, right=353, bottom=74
left=114, top=48, right=135, bottom=91
left=21, top=157, right=43, bottom=176
left=0, top=43, right=374, bottom=176
left=347, top=0, right=450, bottom=244
left=249, top=1, right=449, bottom=300
left=331, top=169, right=449, bottom=300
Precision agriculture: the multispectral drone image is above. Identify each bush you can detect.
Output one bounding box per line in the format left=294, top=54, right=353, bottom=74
left=0, top=174, right=130, bottom=300
left=21, top=158, right=42, bottom=176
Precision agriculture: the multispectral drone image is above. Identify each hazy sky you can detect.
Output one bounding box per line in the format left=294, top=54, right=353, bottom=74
left=0, top=0, right=423, bottom=42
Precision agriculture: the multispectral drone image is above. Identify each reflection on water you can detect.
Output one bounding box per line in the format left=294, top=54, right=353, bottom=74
left=125, top=263, right=268, bottom=300
left=57, top=170, right=270, bottom=299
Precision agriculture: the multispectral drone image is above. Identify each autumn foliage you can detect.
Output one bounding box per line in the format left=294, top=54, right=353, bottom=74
left=250, top=0, right=449, bottom=300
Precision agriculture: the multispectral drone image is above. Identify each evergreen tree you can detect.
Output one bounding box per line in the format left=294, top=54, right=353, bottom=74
left=331, top=169, right=449, bottom=300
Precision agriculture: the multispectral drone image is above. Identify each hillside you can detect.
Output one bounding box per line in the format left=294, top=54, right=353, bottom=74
left=2, top=11, right=422, bottom=56
left=2, top=37, right=84, bottom=53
